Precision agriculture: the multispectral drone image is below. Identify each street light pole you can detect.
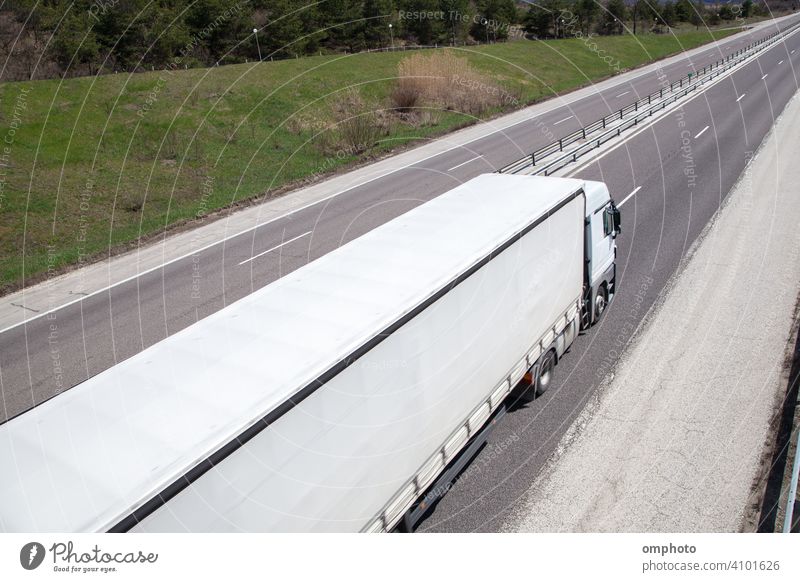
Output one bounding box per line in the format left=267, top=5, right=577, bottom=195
left=253, top=28, right=262, bottom=61
left=388, top=23, right=394, bottom=50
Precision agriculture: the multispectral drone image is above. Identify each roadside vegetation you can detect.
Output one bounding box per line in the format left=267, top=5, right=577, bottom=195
left=0, top=27, right=739, bottom=291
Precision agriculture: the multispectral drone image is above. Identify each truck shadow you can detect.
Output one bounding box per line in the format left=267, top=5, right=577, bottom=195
left=403, top=383, right=544, bottom=532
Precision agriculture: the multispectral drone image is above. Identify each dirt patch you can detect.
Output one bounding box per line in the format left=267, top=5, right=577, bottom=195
left=748, top=292, right=800, bottom=532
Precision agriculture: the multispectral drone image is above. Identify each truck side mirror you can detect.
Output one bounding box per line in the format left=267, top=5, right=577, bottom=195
left=604, top=204, right=622, bottom=237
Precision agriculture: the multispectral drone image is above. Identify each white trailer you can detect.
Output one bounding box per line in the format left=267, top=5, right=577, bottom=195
left=0, top=174, right=620, bottom=533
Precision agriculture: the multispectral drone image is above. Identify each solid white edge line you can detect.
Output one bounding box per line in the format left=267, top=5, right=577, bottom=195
left=618, top=187, right=641, bottom=208
left=447, top=155, right=482, bottom=172
left=238, top=231, right=312, bottom=266
left=554, top=115, right=574, bottom=125
left=0, top=19, right=793, bottom=335
left=694, top=125, right=710, bottom=139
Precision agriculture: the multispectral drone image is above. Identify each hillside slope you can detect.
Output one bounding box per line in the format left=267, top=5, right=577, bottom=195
left=0, top=30, right=735, bottom=290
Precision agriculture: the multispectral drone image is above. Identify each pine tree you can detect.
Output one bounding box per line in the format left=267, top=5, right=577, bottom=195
left=258, top=0, right=306, bottom=58
left=575, top=0, right=599, bottom=35
left=472, top=0, right=517, bottom=42
left=319, top=0, right=365, bottom=51
left=439, top=0, right=471, bottom=45
left=363, top=0, right=395, bottom=49
left=523, top=5, right=551, bottom=38
left=601, top=0, right=627, bottom=35
left=52, top=10, right=99, bottom=74
left=397, top=0, right=445, bottom=45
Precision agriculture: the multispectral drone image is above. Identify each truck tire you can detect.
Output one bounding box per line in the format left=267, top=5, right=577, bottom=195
left=535, top=350, right=557, bottom=396
left=594, top=284, right=608, bottom=322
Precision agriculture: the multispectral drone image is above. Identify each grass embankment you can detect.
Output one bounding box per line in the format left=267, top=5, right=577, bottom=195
left=0, top=29, right=737, bottom=291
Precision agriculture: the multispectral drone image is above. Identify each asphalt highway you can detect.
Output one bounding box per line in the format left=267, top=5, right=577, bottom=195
left=1, top=15, right=799, bottom=531
left=423, top=22, right=800, bottom=531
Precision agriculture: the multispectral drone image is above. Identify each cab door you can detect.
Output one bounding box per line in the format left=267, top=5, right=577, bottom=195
left=589, top=203, right=615, bottom=286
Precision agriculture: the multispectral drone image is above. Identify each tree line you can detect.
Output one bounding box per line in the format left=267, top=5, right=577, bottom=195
left=0, top=0, right=786, bottom=81
left=524, top=0, right=772, bottom=38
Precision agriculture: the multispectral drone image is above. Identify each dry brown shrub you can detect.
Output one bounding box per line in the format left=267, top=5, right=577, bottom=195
left=390, top=83, right=420, bottom=113
left=393, top=51, right=506, bottom=116
left=287, top=111, right=329, bottom=136
left=416, top=110, right=441, bottom=127
left=328, top=88, right=381, bottom=154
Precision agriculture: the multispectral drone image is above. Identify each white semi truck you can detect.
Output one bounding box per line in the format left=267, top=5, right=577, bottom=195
left=0, top=174, right=620, bottom=533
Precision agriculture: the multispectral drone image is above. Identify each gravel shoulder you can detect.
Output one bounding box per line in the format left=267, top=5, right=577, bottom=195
left=505, top=90, right=800, bottom=533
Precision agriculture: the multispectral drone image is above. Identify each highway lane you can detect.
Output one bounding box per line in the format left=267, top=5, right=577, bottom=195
left=421, top=24, right=800, bottom=532
left=3, top=18, right=797, bottom=423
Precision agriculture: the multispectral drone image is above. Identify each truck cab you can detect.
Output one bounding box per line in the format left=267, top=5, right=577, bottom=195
left=583, top=180, right=621, bottom=327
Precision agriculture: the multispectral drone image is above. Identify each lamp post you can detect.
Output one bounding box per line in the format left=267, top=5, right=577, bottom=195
left=253, top=28, right=262, bottom=61
left=388, top=23, right=394, bottom=50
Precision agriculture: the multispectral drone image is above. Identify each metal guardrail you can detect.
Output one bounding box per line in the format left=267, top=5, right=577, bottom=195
left=498, top=23, right=799, bottom=176
left=783, top=428, right=800, bottom=532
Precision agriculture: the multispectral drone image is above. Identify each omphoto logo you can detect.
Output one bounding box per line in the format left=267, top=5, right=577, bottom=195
left=19, top=542, right=46, bottom=570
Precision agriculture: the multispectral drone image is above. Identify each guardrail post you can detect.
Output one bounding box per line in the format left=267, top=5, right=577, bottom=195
left=531, top=153, right=536, bottom=165
left=648, top=95, right=651, bottom=104
left=559, top=138, right=563, bottom=152
left=582, top=128, right=586, bottom=139
left=619, top=109, right=623, bottom=120
left=602, top=117, right=606, bottom=129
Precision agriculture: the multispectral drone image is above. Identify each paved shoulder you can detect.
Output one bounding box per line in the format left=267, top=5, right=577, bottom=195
left=505, top=91, right=800, bottom=533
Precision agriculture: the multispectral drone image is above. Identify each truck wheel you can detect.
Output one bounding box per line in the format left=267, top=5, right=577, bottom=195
left=535, top=350, right=557, bottom=396
left=594, top=285, right=608, bottom=322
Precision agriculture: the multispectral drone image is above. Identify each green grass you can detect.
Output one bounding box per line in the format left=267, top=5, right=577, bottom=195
left=0, top=28, right=737, bottom=291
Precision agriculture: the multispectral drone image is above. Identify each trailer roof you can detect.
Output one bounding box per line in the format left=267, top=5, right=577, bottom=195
left=0, top=174, right=584, bottom=532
